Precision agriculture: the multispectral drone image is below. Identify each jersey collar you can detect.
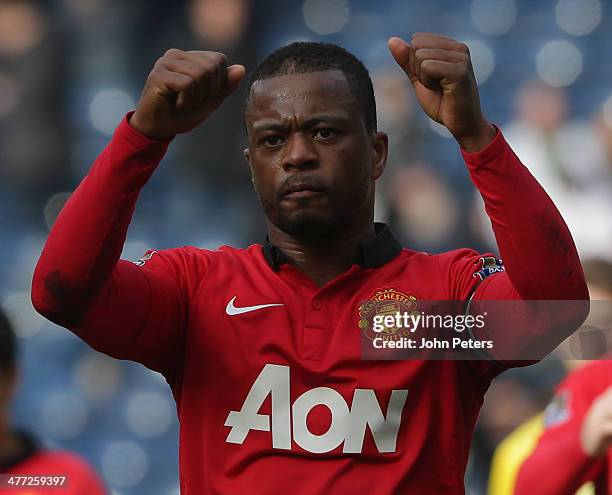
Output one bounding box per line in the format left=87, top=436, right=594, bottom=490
left=263, top=222, right=402, bottom=272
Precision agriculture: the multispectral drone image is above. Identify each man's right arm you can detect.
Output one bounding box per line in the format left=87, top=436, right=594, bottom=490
left=31, top=49, right=245, bottom=380
left=31, top=115, right=185, bottom=378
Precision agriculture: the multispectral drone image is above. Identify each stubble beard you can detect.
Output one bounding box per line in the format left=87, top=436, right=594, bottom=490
left=262, top=194, right=341, bottom=241
left=265, top=183, right=370, bottom=242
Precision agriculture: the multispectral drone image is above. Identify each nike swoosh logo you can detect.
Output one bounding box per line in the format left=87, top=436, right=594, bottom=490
left=225, top=296, right=283, bottom=316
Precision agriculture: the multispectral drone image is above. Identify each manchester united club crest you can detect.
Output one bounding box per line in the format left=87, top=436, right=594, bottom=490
left=357, top=288, right=418, bottom=341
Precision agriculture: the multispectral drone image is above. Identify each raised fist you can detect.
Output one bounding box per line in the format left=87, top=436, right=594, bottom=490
left=130, top=49, right=245, bottom=140
left=388, top=33, right=495, bottom=151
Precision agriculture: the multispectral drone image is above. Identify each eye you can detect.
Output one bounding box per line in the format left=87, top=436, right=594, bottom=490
left=262, top=135, right=284, bottom=147
left=314, top=128, right=336, bottom=141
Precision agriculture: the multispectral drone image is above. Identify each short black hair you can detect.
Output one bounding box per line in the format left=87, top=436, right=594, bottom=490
left=244, top=41, right=377, bottom=132
left=0, top=306, right=16, bottom=372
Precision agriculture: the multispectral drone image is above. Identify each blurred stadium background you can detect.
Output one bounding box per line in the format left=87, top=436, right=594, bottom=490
left=0, top=0, right=611, bottom=493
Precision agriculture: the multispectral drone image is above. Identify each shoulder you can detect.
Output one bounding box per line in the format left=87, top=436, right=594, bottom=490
left=386, top=248, right=500, bottom=301
left=29, top=450, right=105, bottom=492
left=130, top=244, right=268, bottom=298
left=436, top=248, right=504, bottom=280
left=557, top=360, right=612, bottom=394
left=18, top=448, right=98, bottom=477
left=431, top=247, right=492, bottom=265
left=392, top=247, right=498, bottom=281
left=181, top=243, right=266, bottom=271
left=542, top=360, right=612, bottom=428
left=414, top=247, right=503, bottom=281
left=134, top=243, right=265, bottom=271
left=394, top=247, right=482, bottom=265
left=32, top=448, right=86, bottom=466
left=405, top=247, right=491, bottom=265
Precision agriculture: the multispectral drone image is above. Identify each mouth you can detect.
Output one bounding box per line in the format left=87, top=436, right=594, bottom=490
left=279, top=180, right=326, bottom=201
left=282, top=189, right=324, bottom=199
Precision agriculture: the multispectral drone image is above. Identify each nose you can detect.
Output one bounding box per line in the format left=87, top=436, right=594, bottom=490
left=282, top=132, right=318, bottom=171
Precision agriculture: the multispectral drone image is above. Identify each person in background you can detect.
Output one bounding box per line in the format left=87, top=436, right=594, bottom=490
left=0, top=307, right=106, bottom=494
left=487, top=258, right=612, bottom=495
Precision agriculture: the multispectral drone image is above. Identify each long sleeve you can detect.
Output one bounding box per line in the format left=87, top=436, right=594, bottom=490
left=457, top=128, right=589, bottom=361
left=462, top=128, right=587, bottom=302
left=31, top=114, right=192, bottom=380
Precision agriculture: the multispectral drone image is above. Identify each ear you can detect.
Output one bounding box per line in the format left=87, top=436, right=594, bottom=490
left=243, top=148, right=257, bottom=187
left=371, top=131, right=388, bottom=180
left=243, top=147, right=254, bottom=179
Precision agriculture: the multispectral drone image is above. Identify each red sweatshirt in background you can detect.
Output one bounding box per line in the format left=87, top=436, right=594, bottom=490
left=0, top=433, right=106, bottom=494
left=515, top=360, right=612, bottom=495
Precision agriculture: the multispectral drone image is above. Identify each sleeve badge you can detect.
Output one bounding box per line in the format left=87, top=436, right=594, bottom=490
left=133, top=250, right=157, bottom=267
left=543, top=391, right=571, bottom=428
left=473, top=256, right=505, bottom=280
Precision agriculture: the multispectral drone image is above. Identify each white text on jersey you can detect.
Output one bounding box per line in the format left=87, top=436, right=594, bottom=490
left=225, top=364, right=408, bottom=454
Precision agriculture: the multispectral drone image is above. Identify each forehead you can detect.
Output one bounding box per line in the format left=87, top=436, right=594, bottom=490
left=245, top=70, right=359, bottom=124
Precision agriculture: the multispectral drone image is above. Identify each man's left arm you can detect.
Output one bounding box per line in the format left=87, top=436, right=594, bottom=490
left=388, top=34, right=589, bottom=359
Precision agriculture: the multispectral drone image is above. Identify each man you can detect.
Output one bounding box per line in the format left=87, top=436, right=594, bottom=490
left=514, top=359, right=612, bottom=494
left=0, top=308, right=106, bottom=494
left=31, top=33, right=588, bottom=494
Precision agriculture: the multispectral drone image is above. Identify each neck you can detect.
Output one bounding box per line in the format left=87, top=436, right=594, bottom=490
left=268, top=221, right=376, bottom=287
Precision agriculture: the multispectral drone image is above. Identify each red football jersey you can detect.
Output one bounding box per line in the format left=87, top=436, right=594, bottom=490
left=515, top=360, right=612, bottom=494
left=31, top=115, right=588, bottom=494
left=0, top=434, right=106, bottom=494
left=131, top=237, right=505, bottom=494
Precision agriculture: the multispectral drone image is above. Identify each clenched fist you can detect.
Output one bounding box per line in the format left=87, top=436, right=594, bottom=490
left=130, top=49, right=246, bottom=140
left=388, top=33, right=496, bottom=152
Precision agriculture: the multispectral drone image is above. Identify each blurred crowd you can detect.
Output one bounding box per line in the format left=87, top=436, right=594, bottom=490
left=0, top=0, right=611, bottom=493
